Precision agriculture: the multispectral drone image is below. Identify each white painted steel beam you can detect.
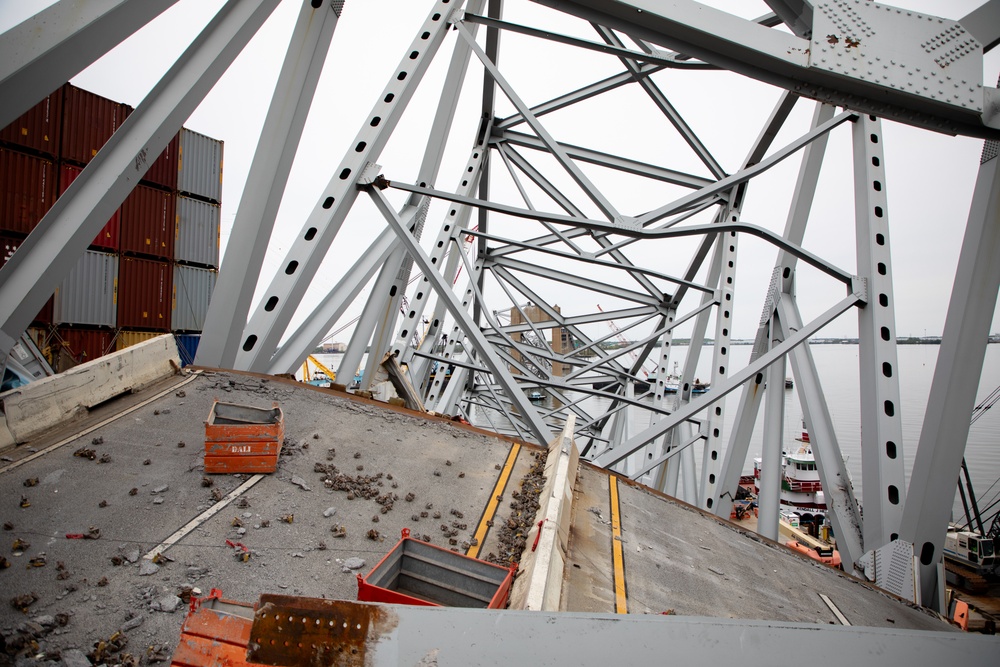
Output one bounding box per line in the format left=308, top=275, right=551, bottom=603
left=852, top=115, right=907, bottom=550
left=235, top=0, right=465, bottom=371
left=778, top=297, right=865, bottom=575
left=365, top=182, right=554, bottom=445
left=0, top=0, right=180, bottom=128
left=593, top=292, right=861, bottom=472
left=0, top=0, right=281, bottom=366
left=532, top=0, right=1000, bottom=138
left=196, top=0, right=343, bottom=368
left=900, top=138, right=1000, bottom=611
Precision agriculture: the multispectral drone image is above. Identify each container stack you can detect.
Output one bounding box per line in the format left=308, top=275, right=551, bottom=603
left=0, top=84, right=222, bottom=371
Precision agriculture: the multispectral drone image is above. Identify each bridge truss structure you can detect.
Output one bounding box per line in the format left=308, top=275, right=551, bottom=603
left=1, top=0, right=999, bottom=613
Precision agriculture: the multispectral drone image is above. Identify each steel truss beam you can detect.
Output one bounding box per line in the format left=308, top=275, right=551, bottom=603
left=0, top=0, right=180, bottom=128
left=0, top=0, right=281, bottom=364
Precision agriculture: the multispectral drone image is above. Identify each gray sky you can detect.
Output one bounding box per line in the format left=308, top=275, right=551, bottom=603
left=2, top=0, right=998, bottom=343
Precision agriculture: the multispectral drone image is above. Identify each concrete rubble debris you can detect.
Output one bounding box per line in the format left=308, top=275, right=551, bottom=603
left=138, top=560, right=159, bottom=576
left=323, top=506, right=337, bottom=517
left=290, top=476, right=311, bottom=491
left=60, top=648, right=92, bottom=667
left=151, top=485, right=169, bottom=495
left=151, top=594, right=182, bottom=613
left=341, top=557, right=365, bottom=572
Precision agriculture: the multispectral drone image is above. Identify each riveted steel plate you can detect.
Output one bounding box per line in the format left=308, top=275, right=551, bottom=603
left=811, top=1, right=983, bottom=112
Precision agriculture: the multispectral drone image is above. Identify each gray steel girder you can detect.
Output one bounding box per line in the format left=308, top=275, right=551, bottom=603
left=0, top=0, right=180, bottom=128
left=197, top=0, right=342, bottom=368
left=533, top=0, right=999, bottom=138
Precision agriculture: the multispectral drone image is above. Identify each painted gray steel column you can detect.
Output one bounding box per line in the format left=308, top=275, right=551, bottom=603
left=700, top=224, right=739, bottom=511
left=900, top=138, right=1000, bottom=611
left=0, top=0, right=280, bottom=367
left=0, top=0, right=179, bottom=127
left=340, top=240, right=411, bottom=391
left=235, top=0, right=466, bottom=372
left=267, top=229, right=396, bottom=375
left=197, top=0, right=343, bottom=368
left=366, top=184, right=553, bottom=446
left=757, top=318, right=786, bottom=541
left=852, top=115, right=906, bottom=549
left=779, top=297, right=865, bottom=574
left=599, top=293, right=860, bottom=474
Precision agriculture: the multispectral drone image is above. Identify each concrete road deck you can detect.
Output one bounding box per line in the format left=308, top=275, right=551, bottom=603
left=0, top=366, right=960, bottom=666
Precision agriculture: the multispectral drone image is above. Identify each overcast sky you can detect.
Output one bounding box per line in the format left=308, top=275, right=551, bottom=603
left=2, top=0, right=998, bottom=344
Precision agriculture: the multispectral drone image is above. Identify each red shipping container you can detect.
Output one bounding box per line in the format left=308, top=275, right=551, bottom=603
left=59, top=163, right=120, bottom=251
left=118, top=255, right=172, bottom=331
left=0, top=148, right=57, bottom=235
left=0, top=234, right=54, bottom=325
left=120, top=184, right=175, bottom=259
left=54, top=326, right=114, bottom=370
left=60, top=84, right=128, bottom=166
left=0, top=90, right=62, bottom=158
left=144, top=132, right=179, bottom=192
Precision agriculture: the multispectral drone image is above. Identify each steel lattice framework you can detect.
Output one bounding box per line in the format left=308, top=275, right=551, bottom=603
left=1, top=0, right=999, bottom=613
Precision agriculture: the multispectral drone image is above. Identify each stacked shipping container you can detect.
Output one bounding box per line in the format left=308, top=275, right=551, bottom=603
left=0, top=83, right=221, bottom=371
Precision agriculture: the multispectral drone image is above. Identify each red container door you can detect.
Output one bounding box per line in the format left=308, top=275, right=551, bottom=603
left=143, top=133, right=178, bottom=191
left=0, top=234, right=53, bottom=325
left=120, top=184, right=175, bottom=260
left=58, top=163, right=120, bottom=251
left=54, top=326, right=114, bottom=371
left=118, top=256, right=172, bottom=331
left=0, top=90, right=62, bottom=158
left=0, top=148, right=57, bottom=236
left=60, top=84, right=127, bottom=166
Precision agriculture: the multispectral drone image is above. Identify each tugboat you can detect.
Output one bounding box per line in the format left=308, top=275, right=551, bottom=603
left=753, top=420, right=826, bottom=525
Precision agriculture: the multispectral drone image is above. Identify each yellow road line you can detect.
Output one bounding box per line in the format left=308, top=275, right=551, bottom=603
left=467, top=441, right=521, bottom=559
left=610, top=476, right=628, bottom=614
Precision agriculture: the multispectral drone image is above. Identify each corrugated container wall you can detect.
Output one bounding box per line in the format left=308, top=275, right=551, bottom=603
left=61, top=85, right=128, bottom=166
left=118, top=256, right=172, bottom=331
left=120, top=184, right=175, bottom=260
left=1, top=234, right=53, bottom=325
left=59, top=163, right=120, bottom=251
left=177, top=128, right=222, bottom=203
left=0, top=148, right=57, bottom=235
left=54, top=326, right=113, bottom=371
left=115, top=330, right=163, bottom=351
left=175, top=333, right=200, bottom=366
left=53, top=249, right=118, bottom=327
left=175, top=195, right=220, bottom=267
left=0, top=90, right=62, bottom=157
left=172, top=264, right=216, bottom=332
left=141, top=133, right=179, bottom=191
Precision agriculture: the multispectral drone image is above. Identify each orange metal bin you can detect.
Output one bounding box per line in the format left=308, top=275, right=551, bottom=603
left=357, top=529, right=515, bottom=609
left=204, top=400, right=284, bottom=474
left=170, top=590, right=254, bottom=667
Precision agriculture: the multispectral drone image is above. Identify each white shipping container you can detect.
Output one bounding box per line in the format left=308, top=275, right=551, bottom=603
left=177, top=127, right=223, bottom=203
left=175, top=195, right=220, bottom=267
left=53, top=250, right=118, bottom=327
left=172, top=264, right=217, bottom=332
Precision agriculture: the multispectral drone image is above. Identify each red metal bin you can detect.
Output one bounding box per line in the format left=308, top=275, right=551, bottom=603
left=204, top=401, right=283, bottom=474
left=357, top=529, right=515, bottom=609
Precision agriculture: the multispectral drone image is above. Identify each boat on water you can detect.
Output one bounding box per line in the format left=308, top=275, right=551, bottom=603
left=753, top=430, right=827, bottom=523
left=527, top=390, right=545, bottom=402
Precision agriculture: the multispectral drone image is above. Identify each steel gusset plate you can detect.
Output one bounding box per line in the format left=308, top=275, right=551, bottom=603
left=247, top=594, right=398, bottom=666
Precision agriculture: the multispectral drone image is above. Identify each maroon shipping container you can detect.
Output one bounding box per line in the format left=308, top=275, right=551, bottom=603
left=144, top=132, right=179, bottom=192
left=120, top=184, right=175, bottom=260
left=54, top=326, right=114, bottom=370
left=59, top=163, right=120, bottom=251
left=0, top=148, right=57, bottom=236
left=0, top=234, right=53, bottom=325
left=0, top=90, right=62, bottom=157
left=60, top=84, right=128, bottom=166
left=118, top=255, right=172, bottom=331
